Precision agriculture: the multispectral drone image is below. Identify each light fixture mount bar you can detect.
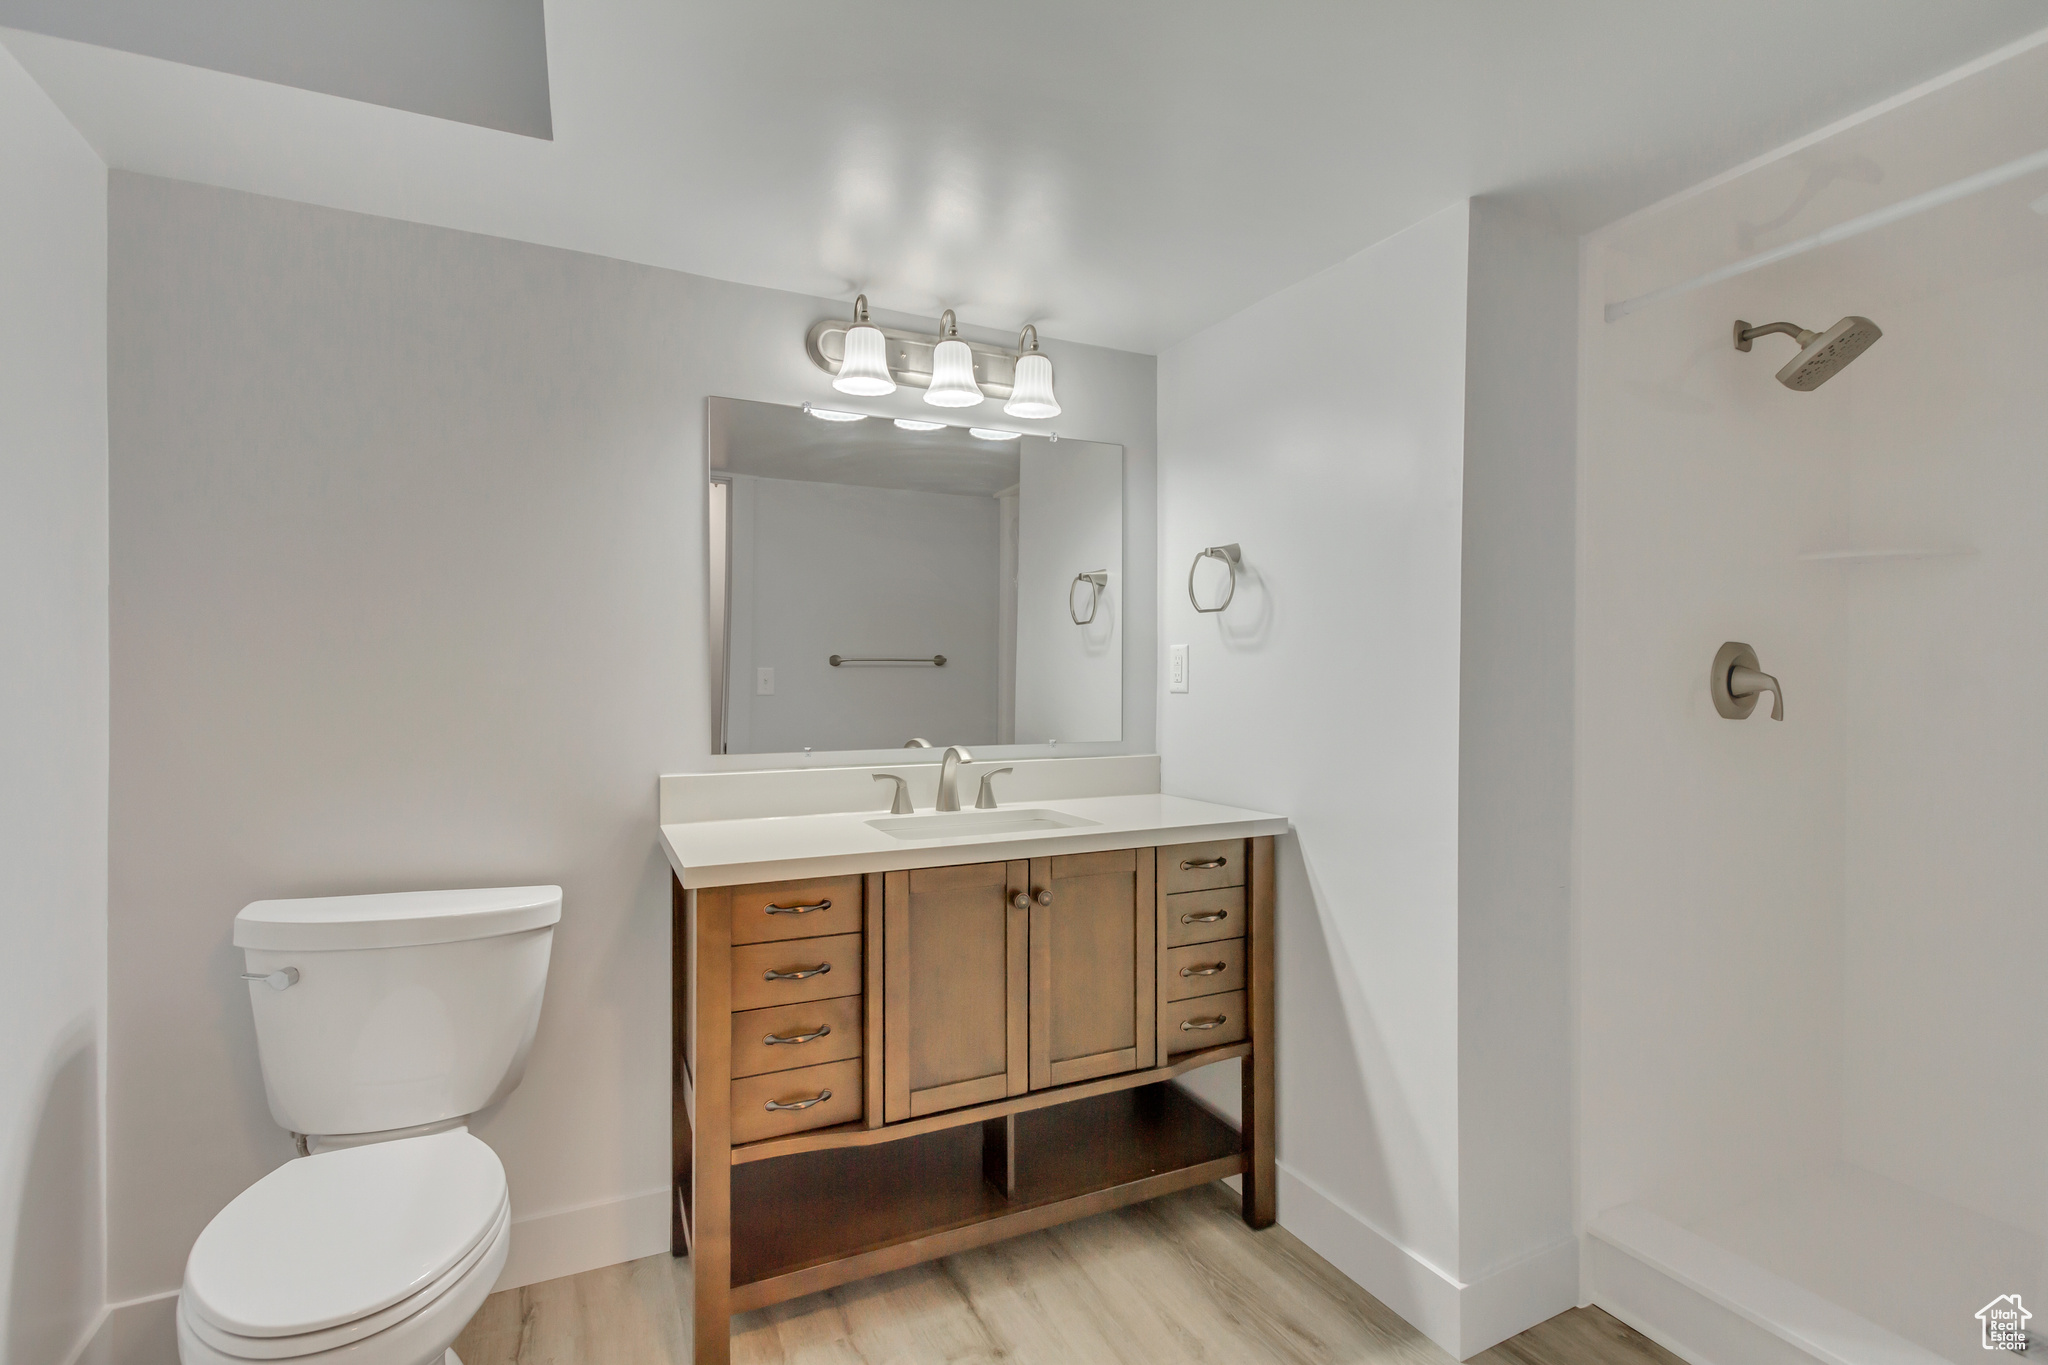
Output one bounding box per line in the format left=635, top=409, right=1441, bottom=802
left=807, top=317, right=1025, bottom=399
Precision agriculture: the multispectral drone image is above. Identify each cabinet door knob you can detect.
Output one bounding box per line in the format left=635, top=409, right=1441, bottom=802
left=1034, top=889, right=1053, bottom=906
left=764, top=962, right=831, bottom=981
left=1011, top=891, right=1030, bottom=910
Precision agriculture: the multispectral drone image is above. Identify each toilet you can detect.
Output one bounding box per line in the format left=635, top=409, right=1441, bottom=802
left=178, top=886, right=562, bottom=1365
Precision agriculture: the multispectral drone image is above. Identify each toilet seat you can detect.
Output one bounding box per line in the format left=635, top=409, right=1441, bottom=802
left=181, top=1130, right=508, bottom=1362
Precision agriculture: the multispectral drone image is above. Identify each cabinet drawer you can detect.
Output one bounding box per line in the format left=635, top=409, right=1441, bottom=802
left=731, top=932, right=862, bottom=1013
left=1165, top=939, right=1246, bottom=1002
left=729, top=875, right=863, bottom=945
left=730, top=995, right=862, bottom=1080
left=1160, top=839, right=1246, bottom=895
left=731, top=1058, right=863, bottom=1144
left=1164, top=989, right=1247, bottom=1054
left=1164, top=886, right=1246, bottom=947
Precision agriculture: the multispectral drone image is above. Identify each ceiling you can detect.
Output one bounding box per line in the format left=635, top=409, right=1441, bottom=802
left=5, top=1, right=2045, bottom=353
left=708, top=397, right=1036, bottom=499
left=0, top=0, right=549, bottom=137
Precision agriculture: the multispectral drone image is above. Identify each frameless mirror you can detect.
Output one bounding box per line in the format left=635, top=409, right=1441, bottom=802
left=707, top=398, right=1123, bottom=755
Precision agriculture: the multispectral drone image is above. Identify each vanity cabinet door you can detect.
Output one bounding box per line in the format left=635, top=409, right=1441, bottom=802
left=882, top=861, right=1029, bottom=1122
left=1027, top=849, right=1157, bottom=1089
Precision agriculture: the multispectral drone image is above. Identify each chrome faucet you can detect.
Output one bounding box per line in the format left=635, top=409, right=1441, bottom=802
left=936, top=746, right=974, bottom=812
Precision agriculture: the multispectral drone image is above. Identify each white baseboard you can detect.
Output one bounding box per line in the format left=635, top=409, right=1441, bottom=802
left=1585, top=1205, right=1945, bottom=1365
left=493, top=1186, right=674, bottom=1292
left=1277, top=1163, right=1576, bottom=1359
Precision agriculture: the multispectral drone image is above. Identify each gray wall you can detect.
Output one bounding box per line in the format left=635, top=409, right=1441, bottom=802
left=105, top=172, right=1158, bottom=1318
left=0, top=42, right=108, bottom=1365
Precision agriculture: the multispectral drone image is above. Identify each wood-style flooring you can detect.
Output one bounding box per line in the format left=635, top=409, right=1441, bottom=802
left=454, top=1183, right=1685, bottom=1365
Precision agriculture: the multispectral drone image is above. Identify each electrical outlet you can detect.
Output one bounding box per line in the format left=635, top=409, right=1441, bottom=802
left=1169, top=644, right=1189, bottom=693
left=756, top=666, right=775, bottom=695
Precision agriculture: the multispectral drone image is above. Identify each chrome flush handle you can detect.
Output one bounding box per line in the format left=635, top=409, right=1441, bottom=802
left=241, top=967, right=300, bottom=991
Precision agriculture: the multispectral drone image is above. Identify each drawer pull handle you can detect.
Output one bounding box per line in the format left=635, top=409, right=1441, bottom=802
left=1181, top=1014, right=1230, bottom=1031
left=1181, top=962, right=1228, bottom=977
left=1181, top=856, right=1228, bottom=870
left=765, top=899, right=831, bottom=915
left=764, top=1090, right=832, bottom=1112
left=1180, top=909, right=1230, bottom=925
left=764, top=963, right=831, bottom=981
left=763, top=1024, right=832, bottom=1046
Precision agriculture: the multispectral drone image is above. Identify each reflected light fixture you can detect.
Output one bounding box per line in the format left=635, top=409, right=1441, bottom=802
left=804, top=403, right=867, bottom=422
left=832, top=294, right=897, bottom=396
left=893, top=417, right=946, bottom=431
left=924, top=309, right=985, bottom=407
left=1003, top=325, right=1061, bottom=419
left=969, top=428, right=1020, bottom=441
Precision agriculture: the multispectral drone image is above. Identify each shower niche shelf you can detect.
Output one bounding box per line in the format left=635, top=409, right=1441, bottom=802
left=1797, top=547, right=1976, bottom=563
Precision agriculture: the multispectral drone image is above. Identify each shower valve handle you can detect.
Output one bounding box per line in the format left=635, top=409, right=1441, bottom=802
left=1728, top=665, right=1784, bottom=721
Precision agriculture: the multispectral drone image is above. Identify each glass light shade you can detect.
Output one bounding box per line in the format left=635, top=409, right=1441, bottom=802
left=924, top=337, right=985, bottom=407
left=833, top=322, right=897, bottom=396
left=806, top=406, right=866, bottom=421
left=1003, top=351, right=1061, bottom=418
left=969, top=428, right=1020, bottom=441
left=893, top=417, right=946, bottom=431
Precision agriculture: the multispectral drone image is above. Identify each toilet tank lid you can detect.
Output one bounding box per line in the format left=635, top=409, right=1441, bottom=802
left=235, top=885, right=562, bottom=951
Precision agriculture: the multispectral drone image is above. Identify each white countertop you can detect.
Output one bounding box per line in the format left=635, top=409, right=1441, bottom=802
left=661, top=792, right=1289, bottom=889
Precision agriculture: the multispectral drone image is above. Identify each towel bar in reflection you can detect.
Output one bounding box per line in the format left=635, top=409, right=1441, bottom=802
left=829, top=655, right=947, bottom=667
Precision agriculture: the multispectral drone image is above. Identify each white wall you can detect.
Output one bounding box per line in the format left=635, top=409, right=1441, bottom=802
left=1013, top=441, right=1123, bottom=745
left=725, top=474, right=999, bottom=753
left=1160, top=197, right=1580, bottom=1358
left=0, top=43, right=110, bottom=1365
left=103, top=172, right=1159, bottom=1348
left=1454, top=199, right=1578, bottom=1328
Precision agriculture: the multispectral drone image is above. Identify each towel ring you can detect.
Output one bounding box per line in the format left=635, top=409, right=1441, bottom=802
left=1070, top=571, right=1109, bottom=625
left=1188, top=544, right=1241, bottom=614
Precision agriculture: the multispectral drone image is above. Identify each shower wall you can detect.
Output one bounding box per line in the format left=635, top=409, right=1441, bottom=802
left=1578, top=30, right=2048, bottom=1364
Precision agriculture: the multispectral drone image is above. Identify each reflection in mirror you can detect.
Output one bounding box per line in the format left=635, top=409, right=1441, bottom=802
left=707, top=398, right=1122, bottom=755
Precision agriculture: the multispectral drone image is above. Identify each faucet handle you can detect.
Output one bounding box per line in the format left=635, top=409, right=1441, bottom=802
left=872, top=772, right=914, bottom=815
left=1712, top=642, right=1784, bottom=721
left=975, top=768, right=1014, bottom=810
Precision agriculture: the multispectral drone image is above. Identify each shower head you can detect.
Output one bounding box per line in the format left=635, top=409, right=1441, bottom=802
left=1733, top=316, right=1882, bottom=390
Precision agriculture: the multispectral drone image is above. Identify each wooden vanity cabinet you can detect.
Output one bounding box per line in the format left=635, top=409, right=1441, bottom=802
left=675, top=834, right=1277, bottom=1365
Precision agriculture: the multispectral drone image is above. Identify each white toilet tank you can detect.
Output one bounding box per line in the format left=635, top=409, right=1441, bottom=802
left=234, top=886, right=561, bottom=1140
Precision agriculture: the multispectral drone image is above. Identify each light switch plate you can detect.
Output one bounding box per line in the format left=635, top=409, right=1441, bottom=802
left=756, top=666, right=775, bottom=695
left=1168, top=644, right=1189, bottom=693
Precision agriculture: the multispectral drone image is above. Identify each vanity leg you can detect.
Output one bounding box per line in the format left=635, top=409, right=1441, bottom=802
left=1242, top=835, right=1278, bottom=1229
left=981, top=1113, right=1017, bottom=1198
left=689, top=886, right=734, bottom=1365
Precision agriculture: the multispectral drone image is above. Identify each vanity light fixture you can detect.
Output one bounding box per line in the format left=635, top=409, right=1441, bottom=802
left=803, top=403, right=867, bottom=422
left=832, top=295, right=897, bottom=396
left=924, top=310, right=984, bottom=407
left=969, top=427, right=1021, bottom=441
left=892, top=417, right=947, bottom=431
left=1003, top=325, right=1061, bottom=418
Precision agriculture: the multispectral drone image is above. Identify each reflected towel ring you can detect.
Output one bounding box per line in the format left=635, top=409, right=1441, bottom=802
left=1188, top=544, right=1242, bottom=614
left=1070, top=570, right=1109, bottom=625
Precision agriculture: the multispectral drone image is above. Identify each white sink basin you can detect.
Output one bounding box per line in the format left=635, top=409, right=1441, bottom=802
left=867, top=809, right=1101, bottom=840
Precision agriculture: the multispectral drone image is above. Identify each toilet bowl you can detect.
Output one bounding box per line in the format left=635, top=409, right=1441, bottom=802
left=177, top=1129, right=509, bottom=1365
left=180, top=886, right=560, bottom=1365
